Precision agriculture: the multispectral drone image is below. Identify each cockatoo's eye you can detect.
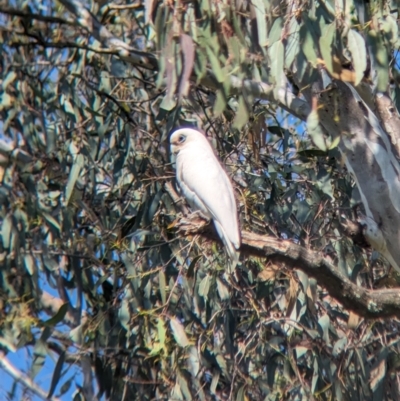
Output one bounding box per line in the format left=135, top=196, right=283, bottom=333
left=178, top=135, right=186, bottom=143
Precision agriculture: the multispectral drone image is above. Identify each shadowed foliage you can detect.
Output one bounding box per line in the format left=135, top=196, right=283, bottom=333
left=0, top=0, right=400, bottom=400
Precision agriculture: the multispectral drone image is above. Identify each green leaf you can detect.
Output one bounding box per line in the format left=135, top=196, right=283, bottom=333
left=170, top=317, right=190, bottom=347
left=332, top=337, right=347, bottom=357
left=217, top=278, right=230, bottom=301
left=194, top=49, right=207, bottom=84
left=251, top=0, right=267, bottom=47
left=268, top=126, right=285, bottom=137
left=307, top=110, right=327, bottom=151
left=177, top=371, right=192, bottom=400
left=198, top=274, right=211, bottom=300
left=384, top=15, right=399, bottom=46
left=232, top=96, right=249, bottom=130
left=296, top=270, right=309, bottom=292
left=300, top=21, right=318, bottom=66
left=159, top=93, right=176, bottom=111
left=231, top=9, right=246, bottom=45
left=1, top=214, right=12, bottom=248
left=2, top=71, right=17, bottom=90
left=157, top=318, right=166, bottom=345
left=317, top=169, right=334, bottom=199
left=65, top=154, right=84, bottom=205
left=367, top=29, right=389, bottom=92
left=297, top=149, right=327, bottom=157
left=187, top=255, right=202, bottom=278
left=210, top=370, right=220, bottom=394
left=284, top=17, right=300, bottom=69
left=311, top=355, right=319, bottom=393
left=159, top=269, right=166, bottom=304
left=370, top=349, right=387, bottom=392
left=43, top=303, right=69, bottom=327
left=206, top=45, right=224, bottom=83
left=347, top=29, right=367, bottom=86
left=69, top=324, right=83, bottom=344
left=317, top=314, right=330, bottom=345
left=59, top=377, right=73, bottom=396
left=0, top=93, right=12, bottom=109
left=0, top=337, right=17, bottom=353
left=213, top=89, right=227, bottom=116
left=60, top=94, right=76, bottom=119
left=147, top=190, right=162, bottom=225
left=319, top=23, right=336, bottom=76
left=268, top=18, right=283, bottom=46
left=295, top=346, right=309, bottom=359
left=236, top=385, right=246, bottom=401
left=42, top=213, right=61, bottom=233
left=118, top=297, right=131, bottom=331
left=187, top=346, right=200, bottom=377
left=329, top=135, right=341, bottom=150
left=47, top=351, right=66, bottom=398
left=269, top=40, right=284, bottom=92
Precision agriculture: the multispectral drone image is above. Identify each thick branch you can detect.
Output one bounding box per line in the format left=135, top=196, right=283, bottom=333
left=175, top=217, right=400, bottom=319
left=0, top=350, right=62, bottom=401
left=316, top=82, right=400, bottom=273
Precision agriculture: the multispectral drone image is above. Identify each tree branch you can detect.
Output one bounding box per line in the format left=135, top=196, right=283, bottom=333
left=2, top=1, right=310, bottom=121
left=40, top=291, right=77, bottom=326
left=375, top=92, right=400, bottom=154
left=58, top=0, right=158, bottom=70
left=174, top=216, right=400, bottom=319
left=0, top=7, right=77, bottom=25
left=11, top=40, right=123, bottom=55
left=0, top=350, right=62, bottom=401
left=55, top=0, right=309, bottom=121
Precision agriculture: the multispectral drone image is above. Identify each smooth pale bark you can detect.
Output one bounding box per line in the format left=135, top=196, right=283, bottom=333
left=314, top=80, right=400, bottom=273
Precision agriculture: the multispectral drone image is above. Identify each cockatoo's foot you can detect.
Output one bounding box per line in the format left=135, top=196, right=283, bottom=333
left=187, top=210, right=210, bottom=222
left=174, top=214, right=209, bottom=235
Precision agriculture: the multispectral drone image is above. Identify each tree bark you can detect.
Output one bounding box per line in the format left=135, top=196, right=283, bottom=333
left=174, top=215, right=400, bottom=319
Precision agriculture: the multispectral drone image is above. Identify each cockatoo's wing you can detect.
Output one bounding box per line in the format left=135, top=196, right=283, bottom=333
left=176, top=144, right=240, bottom=252
left=214, top=220, right=240, bottom=266
left=176, top=160, right=211, bottom=219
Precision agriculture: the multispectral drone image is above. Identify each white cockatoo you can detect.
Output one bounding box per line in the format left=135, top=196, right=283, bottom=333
left=170, top=127, right=241, bottom=264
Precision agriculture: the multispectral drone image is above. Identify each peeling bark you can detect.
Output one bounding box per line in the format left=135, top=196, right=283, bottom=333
left=315, top=81, right=400, bottom=273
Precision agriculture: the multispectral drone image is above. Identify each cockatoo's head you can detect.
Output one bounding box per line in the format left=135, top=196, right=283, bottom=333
left=169, top=128, right=207, bottom=155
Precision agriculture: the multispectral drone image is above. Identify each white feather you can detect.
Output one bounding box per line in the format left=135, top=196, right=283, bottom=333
left=170, top=128, right=241, bottom=265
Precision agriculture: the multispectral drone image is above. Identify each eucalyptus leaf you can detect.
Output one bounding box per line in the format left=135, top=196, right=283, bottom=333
left=307, top=110, right=327, bottom=151
left=170, top=317, right=190, bottom=348
left=65, top=154, right=84, bottom=205
left=347, top=29, right=367, bottom=86
left=319, top=23, right=336, bottom=76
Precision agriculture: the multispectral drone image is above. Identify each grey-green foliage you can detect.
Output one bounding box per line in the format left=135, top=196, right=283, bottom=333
left=0, top=0, right=399, bottom=400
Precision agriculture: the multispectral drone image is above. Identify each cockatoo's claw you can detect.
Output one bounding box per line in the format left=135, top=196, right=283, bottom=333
left=187, top=210, right=210, bottom=222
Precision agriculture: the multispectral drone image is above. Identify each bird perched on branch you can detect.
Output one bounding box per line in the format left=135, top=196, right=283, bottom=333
left=169, top=127, right=241, bottom=266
